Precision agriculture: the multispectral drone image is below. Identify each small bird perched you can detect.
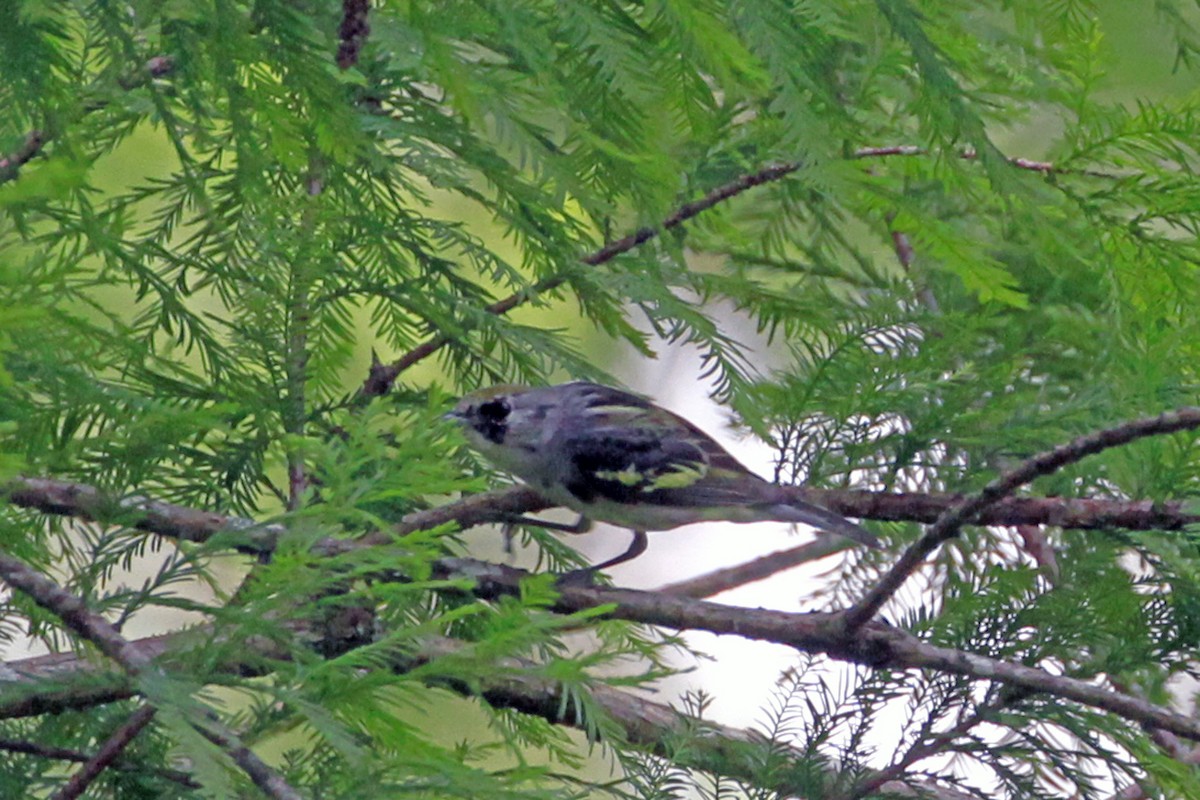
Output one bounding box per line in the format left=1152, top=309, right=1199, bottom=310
left=447, top=381, right=880, bottom=577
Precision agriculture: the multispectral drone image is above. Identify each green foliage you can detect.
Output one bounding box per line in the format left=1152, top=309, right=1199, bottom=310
left=2, top=0, right=1200, bottom=798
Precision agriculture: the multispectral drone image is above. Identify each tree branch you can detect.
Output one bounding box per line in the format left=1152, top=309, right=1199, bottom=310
left=364, top=143, right=1117, bottom=394
left=843, top=406, right=1200, bottom=629
left=658, top=536, right=850, bottom=598
left=5, top=556, right=1194, bottom=786
left=0, top=730, right=198, bottom=790
left=54, top=704, right=158, bottom=800
left=6, top=477, right=1195, bottom=561
left=336, top=0, right=370, bottom=70
left=0, top=628, right=977, bottom=800
left=359, top=161, right=805, bottom=396
left=0, top=56, right=175, bottom=185
left=0, top=547, right=299, bottom=798
left=0, top=130, right=46, bottom=183
left=434, top=557, right=1200, bottom=742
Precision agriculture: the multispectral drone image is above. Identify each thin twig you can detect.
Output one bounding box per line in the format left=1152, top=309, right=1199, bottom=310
left=0, top=733, right=197, bottom=789
left=283, top=163, right=326, bottom=511
left=361, top=162, right=804, bottom=395
left=837, top=697, right=1006, bottom=800
left=853, top=144, right=1117, bottom=179
left=889, top=223, right=940, bottom=313
left=842, top=407, right=1200, bottom=630
left=0, top=56, right=175, bottom=185
left=53, top=705, right=158, bottom=800
left=366, top=141, right=1116, bottom=393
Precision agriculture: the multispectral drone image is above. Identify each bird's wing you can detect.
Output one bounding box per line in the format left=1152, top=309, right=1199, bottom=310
left=568, top=382, right=752, bottom=474
left=559, top=426, right=714, bottom=504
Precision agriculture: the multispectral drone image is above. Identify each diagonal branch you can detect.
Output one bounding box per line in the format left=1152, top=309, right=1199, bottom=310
left=364, top=143, right=1116, bottom=395
left=658, top=536, right=850, bottom=598
left=54, top=704, right=158, bottom=800
left=360, top=162, right=804, bottom=396
left=0, top=547, right=299, bottom=799
left=842, top=407, right=1200, bottom=629
left=0, top=730, right=197, bottom=789
left=0, top=56, right=175, bottom=185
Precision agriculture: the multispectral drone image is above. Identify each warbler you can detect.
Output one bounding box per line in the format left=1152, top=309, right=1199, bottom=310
left=447, top=381, right=880, bottom=576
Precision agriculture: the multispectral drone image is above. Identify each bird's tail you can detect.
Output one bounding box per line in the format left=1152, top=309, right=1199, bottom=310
left=766, top=500, right=881, bottom=549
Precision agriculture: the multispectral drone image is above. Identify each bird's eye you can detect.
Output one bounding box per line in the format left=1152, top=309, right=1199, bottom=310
left=478, top=398, right=510, bottom=422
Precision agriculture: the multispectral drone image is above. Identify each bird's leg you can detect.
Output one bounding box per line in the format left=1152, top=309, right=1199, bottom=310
left=499, top=515, right=592, bottom=559
left=557, top=529, right=648, bottom=586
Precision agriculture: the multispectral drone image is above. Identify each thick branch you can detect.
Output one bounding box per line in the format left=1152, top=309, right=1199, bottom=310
left=9, top=555, right=1194, bottom=741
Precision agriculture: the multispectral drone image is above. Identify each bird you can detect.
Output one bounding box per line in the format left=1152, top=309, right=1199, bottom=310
left=446, top=381, right=880, bottom=578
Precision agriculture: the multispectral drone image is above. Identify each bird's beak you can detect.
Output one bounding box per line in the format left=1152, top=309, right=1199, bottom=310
left=442, top=409, right=466, bottom=423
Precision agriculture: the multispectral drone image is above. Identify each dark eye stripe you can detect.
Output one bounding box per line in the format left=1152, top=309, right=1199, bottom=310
left=478, top=398, right=510, bottom=421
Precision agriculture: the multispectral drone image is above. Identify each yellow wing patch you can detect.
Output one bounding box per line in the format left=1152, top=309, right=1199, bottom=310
left=593, top=460, right=709, bottom=491
left=595, top=466, right=646, bottom=486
